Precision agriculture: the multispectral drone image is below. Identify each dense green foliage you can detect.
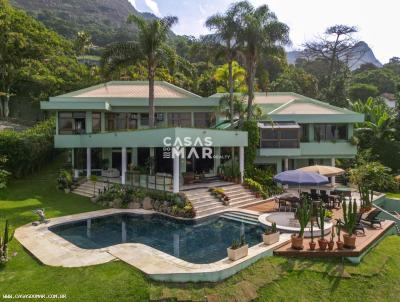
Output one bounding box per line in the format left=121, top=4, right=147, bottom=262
left=0, top=118, right=56, bottom=178
left=0, top=0, right=100, bottom=118
left=241, top=120, right=259, bottom=169
left=351, top=98, right=400, bottom=173
left=96, top=183, right=195, bottom=218
left=349, top=83, right=379, bottom=101
left=271, top=65, right=318, bottom=98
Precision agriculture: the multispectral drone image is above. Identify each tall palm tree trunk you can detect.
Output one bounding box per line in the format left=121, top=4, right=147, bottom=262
left=246, top=59, right=256, bottom=121
left=148, top=62, right=155, bottom=128
left=228, top=59, right=234, bottom=124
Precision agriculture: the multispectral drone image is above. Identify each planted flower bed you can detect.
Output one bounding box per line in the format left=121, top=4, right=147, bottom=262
left=96, top=184, right=196, bottom=218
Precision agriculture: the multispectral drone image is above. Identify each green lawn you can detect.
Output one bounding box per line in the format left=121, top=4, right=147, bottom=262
left=1, top=156, right=400, bottom=302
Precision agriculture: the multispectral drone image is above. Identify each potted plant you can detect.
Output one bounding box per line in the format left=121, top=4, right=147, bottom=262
left=227, top=235, right=248, bottom=261
left=291, top=199, right=311, bottom=250
left=309, top=219, right=316, bottom=250
left=343, top=200, right=358, bottom=249
left=262, top=222, right=280, bottom=245
left=316, top=203, right=328, bottom=251
left=335, top=219, right=344, bottom=250
left=328, top=226, right=335, bottom=250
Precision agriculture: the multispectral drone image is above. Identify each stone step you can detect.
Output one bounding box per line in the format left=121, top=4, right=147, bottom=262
left=195, top=202, right=224, bottom=211
left=192, top=198, right=221, bottom=207
left=196, top=205, right=226, bottom=217
left=223, top=211, right=259, bottom=220
left=220, top=214, right=259, bottom=226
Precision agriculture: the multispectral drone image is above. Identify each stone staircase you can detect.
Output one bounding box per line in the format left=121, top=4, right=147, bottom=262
left=185, top=184, right=268, bottom=217
left=72, top=181, right=108, bottom=198
left=220, top=211, right=259, bottom=225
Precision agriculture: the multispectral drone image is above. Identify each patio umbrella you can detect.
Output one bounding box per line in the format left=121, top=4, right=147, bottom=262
left=273, top=170, right=330, bottom=186
left=296, top=165, right=345, bottom=177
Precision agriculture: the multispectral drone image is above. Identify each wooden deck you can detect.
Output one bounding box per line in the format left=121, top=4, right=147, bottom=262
left=274, top=220, right=395, bottom=258
left=242, top=199, right=396, bottom=259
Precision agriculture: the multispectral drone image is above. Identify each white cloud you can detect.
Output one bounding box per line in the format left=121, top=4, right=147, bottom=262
left=144, top=0, right=162, bottom=17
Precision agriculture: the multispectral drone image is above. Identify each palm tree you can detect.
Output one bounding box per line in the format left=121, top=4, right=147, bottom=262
left=219, top=94, right=263, bottom=124
left=74, top=31, right=92, bottom=62
left=351, top=98, right=396, bottom=140
left=233, top=1, right=290, bottom=120
left=213, top=61, right=247, bottom=93
left=206, top=7, right=241, bottom=124
left=101, top=15, right=178, bottom=128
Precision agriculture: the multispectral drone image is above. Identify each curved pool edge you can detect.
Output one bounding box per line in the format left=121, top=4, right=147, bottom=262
left=15, top=208, right=291, bottom=282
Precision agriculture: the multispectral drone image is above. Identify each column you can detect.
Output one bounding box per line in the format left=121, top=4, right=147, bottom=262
left=173, top=147, right=180, bottom=193
left=331, top=157, right=336, bottom=186
left=239, top=146, right=244, bottom=183
left=86, top=147, right=91, bottom=178
left=121, top=147, right=127, bottom=185
left=284, top=158, right=289, bottom=171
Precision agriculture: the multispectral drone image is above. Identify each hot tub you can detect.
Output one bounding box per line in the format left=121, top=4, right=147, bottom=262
left=258, top=212, right=333, bottom=238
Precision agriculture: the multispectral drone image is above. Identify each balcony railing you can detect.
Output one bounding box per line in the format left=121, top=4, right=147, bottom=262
left=260, top=139, right=300, bottom=149
left=125, top=172, right=173, bottom=192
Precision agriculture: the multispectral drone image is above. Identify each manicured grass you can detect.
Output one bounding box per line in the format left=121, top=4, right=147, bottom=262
left=1, top=156, right=400, bottom=301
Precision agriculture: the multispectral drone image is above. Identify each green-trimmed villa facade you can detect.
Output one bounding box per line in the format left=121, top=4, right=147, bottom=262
left=40, top=81, right=364, bottom=192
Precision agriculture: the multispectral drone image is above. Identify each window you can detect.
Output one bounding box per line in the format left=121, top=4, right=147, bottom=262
left=92, top=112, right=101, bottom=133
left=314, top=124, right=347, bottom=141
left=299, top=124, right=309, bottom=142
left=194, top=112, right=216, bottom=128
left=260, top=128, right=300, bottom=148
left=140, top=113, right=149, bottom=126
left=58, top=112, right=86, bottom=134
left=105, top=113, right=138, bottom=131
left=167, top=112, right=192, bottom=127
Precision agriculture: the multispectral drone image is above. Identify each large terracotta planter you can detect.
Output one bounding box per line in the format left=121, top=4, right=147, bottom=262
left=227, top=244, right=248, bottom=261
left=291, top=234, right=304, bottom=250
left=328, top=241, right=335, bottom=251
left=262, top=232, right=279, bottom=245
left=318, top=239, right=328, bottom=251
left=336, top=241, right=344, bottom=250
left=343, top=234, right=356, bottom=249
left=309, top=241, right=316, bottom=250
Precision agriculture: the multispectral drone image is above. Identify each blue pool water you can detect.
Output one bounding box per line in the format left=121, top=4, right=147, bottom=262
left=50, top=213, right=264, bottom=264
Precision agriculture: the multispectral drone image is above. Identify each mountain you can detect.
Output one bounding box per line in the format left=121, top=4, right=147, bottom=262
left=9, top=0, right=155, bottom=46
left=287, top=41, right=383, bottom=71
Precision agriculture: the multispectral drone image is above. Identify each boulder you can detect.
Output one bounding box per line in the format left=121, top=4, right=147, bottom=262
left=142, top=197, right=153, bottom=210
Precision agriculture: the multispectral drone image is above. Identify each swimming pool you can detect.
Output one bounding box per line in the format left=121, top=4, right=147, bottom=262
left=50, top=213, right=264, bottom=264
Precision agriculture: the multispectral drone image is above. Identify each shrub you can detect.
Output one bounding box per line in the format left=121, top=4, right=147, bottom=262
left=57, top=169, right=72, bottom=190
left=245, top=167, right=283, bottom=196
left=0, top=118, right=56, bottom=178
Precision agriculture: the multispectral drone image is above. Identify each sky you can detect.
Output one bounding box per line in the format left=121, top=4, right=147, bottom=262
left=128, top=0, right=400, bottom=64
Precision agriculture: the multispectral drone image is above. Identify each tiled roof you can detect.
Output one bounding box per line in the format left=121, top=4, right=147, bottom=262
left=74, top=83, right=190, bottom=98
left=274, top=102, right=342, bottom=114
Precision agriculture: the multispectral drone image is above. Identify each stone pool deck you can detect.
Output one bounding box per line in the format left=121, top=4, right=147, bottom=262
left=15, top=208, right=291, bottom=282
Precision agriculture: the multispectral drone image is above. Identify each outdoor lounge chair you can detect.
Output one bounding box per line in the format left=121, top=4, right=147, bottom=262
left=338, top=214, right=365, bottom=235
left=361, top=209, right=383, bottom=228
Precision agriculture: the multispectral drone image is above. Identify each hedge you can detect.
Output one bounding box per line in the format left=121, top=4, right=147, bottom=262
left=0, top=118, right=56, bottom=178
